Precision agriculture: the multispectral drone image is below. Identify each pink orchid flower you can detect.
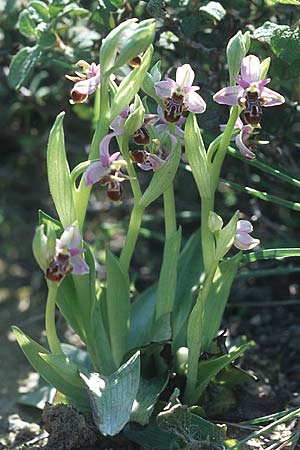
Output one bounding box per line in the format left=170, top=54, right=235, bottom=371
left=155, top=64, right=206, bottom=122
left=213, top=55, right=284, bottom=109
left=234, top=220, right=260, bottom=251
left=66, top=61, right=101, bottom=104
left=46, top=226, right=89, bottom=282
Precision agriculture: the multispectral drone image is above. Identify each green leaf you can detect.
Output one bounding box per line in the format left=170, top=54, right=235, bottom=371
left=61, top=3, right=89, bottom=15
left=110, top=45, right=153, bottom=119
left=124, top=421, right=174, bottom=450
left=185, top=114, right=210, bottom=199
left=39, top=30, right=56, bottom=48
left=155, top=227, right=182, bottom=320
left=130, top=376, right=168, bottom=425
left=128, top=285, right=157, bottom=350
left=106, top=246, right=130, bottom=368
left=47, top=112, right=77, bottom=228
left=271, top=25, right=300, bottom=63
left=139, top=141, right=181, bottom=208
left=12, top=327, right=90, bottom=410
left=201, top=253, right=242, bottom=350
left=199, top=1, right=226, bottom=21
left=243, top=247, right=300, bottom=263
left=38, top=210, right=63, bottom=232
left=18, top=9, right=37, bottom=38
left=19, top=384, right=56, bottom=409
left=253, top=21, right=284, bottom=44
left=8, top=45, right=41, bottom=89
left=158, top=403, right=226, bottom=447
left=28, top=1, right=50, bottom=21
left=195, top=342, right=252, bottom=398
left=80, top=352, right=140, bottom=436
left=278, top=0, right=300, bottom=4
left=39, top=353, right=85, bottom=389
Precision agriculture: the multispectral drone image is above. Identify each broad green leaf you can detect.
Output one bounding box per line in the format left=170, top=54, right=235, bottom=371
left=185, top=114, right=210, bottom=199
left=88, top=295, right=116, bottom=375
left=110, top=45, right=153, bottom=119
left=202, top=253, right=242, bottom=350
left=271, top=25, right=300, bottom=63
left=128, top=285, right=157, bottom=350
left=12, top=327, right=90, bottom=410
left=19, top=384, right=56, bottom=409
left=278, top=0, right=300, bottom=4
left=61, top=343, right=93, bottom=371
left=106, top=246, right=130, bottom=367
left=39, top=353, right=85, bottom=388
left=28, top=1, right=50, bottom=21
left=157, top=403, right=226, bottom=447
left=199, top=1, right=226, bottom=21
left=151, top=313, right=172, bottom=343
left=125, top=421, right=174, bottom=449
left=18, top=9, right=37, bottom=38
left=47, top=112, right=77, bottom=228
left=8, top=45, right=41, bottom=89
left=139, top=141, right=181, bottom=208
left=130, top=376, right=168, bottom=425
left=195, top=343, right=252, bottom=398
left=80, top=352, right=140, bottom=436
left=39, top=30, right=56, bottom=48
left=155, top=227, right=182, bottom=320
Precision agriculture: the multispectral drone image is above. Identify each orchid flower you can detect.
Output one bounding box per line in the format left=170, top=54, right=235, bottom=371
left=234, top=220, right=260, bottom=251
left=155, top=64, right=206, bottom=122
left=46, top=226, right=89, bottom=282
left=213, top=55, right=285, bottom=109
left=131, top=148, right=167, bottom=171
left=66, top=60, right=101, bottom=104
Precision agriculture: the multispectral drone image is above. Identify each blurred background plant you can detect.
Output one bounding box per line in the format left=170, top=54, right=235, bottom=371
left=1, top=0, right=300, bottom=444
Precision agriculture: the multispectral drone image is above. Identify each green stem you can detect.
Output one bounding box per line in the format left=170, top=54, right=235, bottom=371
left=210, top=106, right=240, bottom=194
left=163, top=184, right=176, bottom=238
left=119, top=137, right=144, bottom=272
left=75, top=79, right=111, bottom=232
left=201, top=197, right=215, bottom=272
left=45, top=281, right=63, bottom=354
left=185, top=262, right=218, bottom=404
left=119, top=204, right=144, bottom=272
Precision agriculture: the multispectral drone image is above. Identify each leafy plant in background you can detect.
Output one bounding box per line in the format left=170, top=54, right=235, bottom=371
left=8, top=9, right=300, bottom=450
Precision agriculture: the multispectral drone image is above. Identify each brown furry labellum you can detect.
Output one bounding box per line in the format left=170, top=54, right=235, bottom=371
left=164, top=93, right=187, bottom=123
left=46, top=253, right=72, bottom=282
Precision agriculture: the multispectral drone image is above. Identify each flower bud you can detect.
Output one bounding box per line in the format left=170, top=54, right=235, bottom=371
left=32, top=225, right=50, bottom=272
left=208, top=211, right=224, bottom=233
left=226, top=30, right=248, bottom=84
left=100, top=19, right=156, bottom=77
left=124, top=95, right=145, bottom=135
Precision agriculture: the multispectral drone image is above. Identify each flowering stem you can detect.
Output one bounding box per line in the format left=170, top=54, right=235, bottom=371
left=119, top=204, right=144, bottom=272
left=210, top=106, right=240, bottom=194
left=185, top=261, right=218, bottom=404
left=75, top=79, right=111, bottom=232
left=118, top=137, right=144, bottom=272
left=164, top=184, right=177, bottom=238
left=45, top=281, right=63, bottom=354
left=201, top=197, right=215, bottom=272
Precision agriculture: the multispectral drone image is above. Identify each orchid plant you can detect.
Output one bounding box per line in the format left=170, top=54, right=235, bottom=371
left=12, top=19, right=300, bottom=448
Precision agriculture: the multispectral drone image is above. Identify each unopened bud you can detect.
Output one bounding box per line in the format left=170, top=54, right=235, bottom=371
left=208, top=211, right=224, bottom=233
left=226, top=30, right=248, bottom=84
